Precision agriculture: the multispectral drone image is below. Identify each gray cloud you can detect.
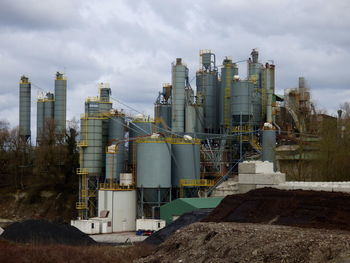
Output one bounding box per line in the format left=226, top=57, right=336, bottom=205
left=0, top=0, right=349, bottom=137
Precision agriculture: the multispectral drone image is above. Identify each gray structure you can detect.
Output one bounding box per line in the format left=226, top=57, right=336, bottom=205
left=231, top=80, right=254, bottom=126
left=36, top=98, right=44, bottom=140
left=44, top=93, right=55, bottom=122
left=54, top=72, right=67, bottom=133
left=128, top=120, right=153, bottom=165
left=171, top=138, right=200, bottom=187
left=19, top=76, right=31, bottom=140
left=171, top=58, right=188, bottom=133
left=262, top=129, right=276, bottom=167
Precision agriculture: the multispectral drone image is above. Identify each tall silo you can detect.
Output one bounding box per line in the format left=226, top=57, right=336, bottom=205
left=248, top=49, right=263, bottom=83
left=43, top=92, right=54, bottom=122
left=185, top=105, right=196, bottom=133
left=171, top=138, right=200, bottom=188
left=196, top=51, right=218, bottom=133
left=155, top=104, right=172, bottom=131
left=171, top=58, right=188, bottom=133
left=136, top=137, right=172, bottom=217
left=107, top=114, right=126, bottom=181
left=54, top=72, right=67, bottom=133
left=19, top=75, right=31, bottom=141
left=105, top=145, right=124, bottom=181
left=231, top=80, right=254, bottom=126
left=128, top=120, right=153, bottom=165
left=36, top=97, right=44, bottom=141
left=219, top=58, right=237, bottom=131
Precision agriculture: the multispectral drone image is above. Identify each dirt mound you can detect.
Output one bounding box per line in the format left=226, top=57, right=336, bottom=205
left=144, top=209, right=212, bottom=246
left=136, top=222, right=350, bottom=263
left=203, top=187, right=350, bottom=231
left=0, top=219, right=96, bottom=246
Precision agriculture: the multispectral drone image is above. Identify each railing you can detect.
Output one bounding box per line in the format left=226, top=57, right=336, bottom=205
left=78, top=140, right=88, bottom=147
left=99, top=183, right=135, bottom=191
left=76, top=202, right=87, bottom=210
left=180, top=179, right=215, bottom=187
left=76, top=168, right=88, bottom=174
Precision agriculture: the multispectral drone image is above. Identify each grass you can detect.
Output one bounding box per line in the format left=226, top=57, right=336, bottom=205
left=0, top=240, right=153, bottom=263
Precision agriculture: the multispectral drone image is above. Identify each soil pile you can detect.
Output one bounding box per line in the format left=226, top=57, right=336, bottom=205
left=1, top=219, right=96, bottom=246
left=137, top=222, right=350, bottom=263
left=144, top=209, right=212, bottom=246
left=203, top=187, right=350, bottom=231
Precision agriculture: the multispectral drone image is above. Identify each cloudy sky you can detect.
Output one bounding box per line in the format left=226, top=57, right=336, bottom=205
left=0, top=0, right=349, bottom=136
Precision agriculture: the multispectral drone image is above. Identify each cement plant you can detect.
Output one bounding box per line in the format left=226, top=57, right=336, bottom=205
left=2, top=49, right=350, bottom=263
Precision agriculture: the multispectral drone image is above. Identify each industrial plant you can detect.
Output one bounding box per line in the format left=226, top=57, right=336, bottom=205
left=18, top=49, right=330, bottom=234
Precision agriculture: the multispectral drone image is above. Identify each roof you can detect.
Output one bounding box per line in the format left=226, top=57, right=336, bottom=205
left=173, top=197, right=224, bottom=209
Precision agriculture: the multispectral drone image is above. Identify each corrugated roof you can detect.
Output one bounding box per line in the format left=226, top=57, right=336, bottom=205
left=177, top=197, right=224, bottom=208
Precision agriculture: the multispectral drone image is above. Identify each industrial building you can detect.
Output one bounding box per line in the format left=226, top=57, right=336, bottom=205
left=18, top=72, right=67, bottom=143
left=73, top=49, right=292, bottom=233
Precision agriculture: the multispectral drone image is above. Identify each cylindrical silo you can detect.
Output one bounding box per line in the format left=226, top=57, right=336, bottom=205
left=99, top=83, right=111, bottom=102
left=43, top=92, right=54, bottom=122
left=171, top=58, right=187, bottom=133
left=36, top=98, right=44, bottom=141
left=171, top=138, right=200, bottom=187
left=105, top=145, right=123, bottom=181
left=196, top=70, right=218, bottom=132
left=262, top=129, right=276, bottom=169
left=54, top=72, right=67, bottom=133
left=248, top=49, right=262, bottom=83
left=136, top=137, right=172, bottom=203
left=107, top=115, right=125, bottom=180
left=252, top=88, right=262, bottom=127
left=81, top=117, right=103, bottom=175
left=19, top=76, right=31, bottom=140
left=196, top=105, right=205, bottom=133
left=128, top=120, right=153, bottom=165
left=185, top=105, right=196, bottom=133
left=231, top=80, right=253, bottom=126
left=154, top=103, right=172, bottom=131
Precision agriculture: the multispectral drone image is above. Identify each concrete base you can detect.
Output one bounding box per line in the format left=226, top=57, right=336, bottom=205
left=239, top=173, right=286, bottom=185
left=238, top=161, right=274, bottom=174
left=211, top=179, right=239, bottom=197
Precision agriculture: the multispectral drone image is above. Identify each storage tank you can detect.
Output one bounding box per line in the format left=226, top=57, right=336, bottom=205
left=54, top=72, right=67, bottom=133
left=128, top=120, right=153, bottom=165
left=81, top=117, right=103, bottom=175
left=43, top=92, right=54, bottom=122
left=36, top=98, right=44, bottom=141
left=196, top=70, right=218, bottom=132
left=196, top=105, right=205, bottom=133
left=154, top=104, right=172, bottom=131
left=19, top=75, right=31, bottom=140
left=136, top=137, right=171, bottom=202
left=171, top=138, right=200, bottom=187
left=105, top=145, right=123, bottom=181
left=171, top=58, right=187, bottom=133
left=231, top=80, right=254, bottom=126
left=262, top=129, right=276, bottom=169
left=248, top=49, right=263, bottom=83
left=185, top=105, right=196, bottom=133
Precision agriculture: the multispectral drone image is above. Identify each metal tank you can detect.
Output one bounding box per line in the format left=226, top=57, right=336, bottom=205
left=43, top=92, right=54, bottom=122
left=219, top=58, right=235, bottom=131
left=36, top=98, right=44, bottom=141
left=195, top=104, right=204, bottom=133
left=252, top=88, right=262, bottom=127
left=171, top=58, right=187, bottom=133
left=81, top=117, right=103, bottom=175
left=99, top=83, right=111, bottom=102
left=248, top=49, right=263, bottom=83
left=54, top=72, right=67, bottom=133
left=107, top=114, right=126, bottom=181
left=19, top=76, right=31, bottom=140
left=196, top=70, right=218, bottom=132
left=128, top=120, right=153, bottom=165
left=262, top=129, right=276, bottom=169
left=154, top=104, right=172, bottom=131
left=185, top=105, right=196, bottom=133
left=136, top=137, right=172, bottom=203
left=105, top=145, right=124, bottom=181
left=231, top=80, right=254, bottom=126
left=171, top=138, right=200, bottom=187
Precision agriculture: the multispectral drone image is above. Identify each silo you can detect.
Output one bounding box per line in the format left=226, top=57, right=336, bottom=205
left=105, top=145, right=124, bottom=181
left=195, top=105, right=205, bottom=133
left=171, top=138, right=200, bottom=187
left=219, top=59, right=236, bottom=131
left=81, top=117, right=103, bottom=175
left=185, top=105, right=196, bottom=133
left=43, top=92, right=54, bottom=122
left=54, top=72, right=67, bottom=133
left=196, top=70, right=218, bottom=132
left=231, top=80, right=254, bottom=126
left=154, top=104, right=172, bottom=131
left=107, top=115, right=126, bottom=180
left=19, top=76, right=31, bottom=140
left=171, top=58, right=187, bottom=133
left=99, top=83, right=111, bottom=102
left=136, top=137, right=172, bottom=212
left=128, top=120, right=153, bottom=165
left=262, top=129, right=276, bottom=169
left=252, top=88, right=262, bottom=127
left=248, top=49, right=263, bottom=83
left=36, top=98, right=44, bottom=141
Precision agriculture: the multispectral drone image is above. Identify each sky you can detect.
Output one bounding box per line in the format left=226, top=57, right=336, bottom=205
left=0, top=0, right=349, bottom=136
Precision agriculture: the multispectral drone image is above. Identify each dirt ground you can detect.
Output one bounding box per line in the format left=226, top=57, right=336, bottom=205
left=136, top=222, right=350, bottom=263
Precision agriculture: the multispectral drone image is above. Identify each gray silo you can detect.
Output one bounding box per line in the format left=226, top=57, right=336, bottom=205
left=262, top=129, right=276, bottom=168
left=185, top=105, right=196, bottom=133
left=19, top=76, right=31, bottom=140
left=99, top=83, right=111, bottom=102
left=171, top=58, right=188, bottom=133
left=81, top=117, right=103, bottom=175
left=155, top=104, right=172, bottom=131
left=36, top=98, right=44, bottom=141
left=128, top=120, right=153, bottom=165
left=136, top=137, right=172, bottom=214
left=252, top=88, right=262, bottom=127
left=54, top=72, right=67, bottom=133
left=231, top=80, right=254, bottom=126
left=43, top=92, right=54, bottom=122
left=171, top=138, right=200, bottom=187
left=105, top=145, right=123, bottom=181
left=219, top=58, right=236, bottom=131
left=107, top=114, right=126, bottom=180
left=196, top=104, right=205, bottom=133
left=248, top=49, right=263, bottom=82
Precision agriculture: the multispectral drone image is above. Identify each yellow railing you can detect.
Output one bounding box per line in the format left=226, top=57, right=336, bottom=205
left=180, top=179, right=215, bottom=187
left=78, top=140, right=88, bottom=147
left=76, top=168, right=88, bottom=175
left=99, top=183, right=135, bottom=191
left=76, top=202, right=87, bottom=210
